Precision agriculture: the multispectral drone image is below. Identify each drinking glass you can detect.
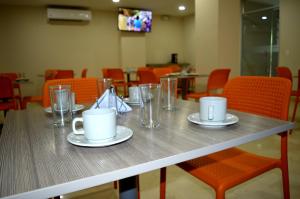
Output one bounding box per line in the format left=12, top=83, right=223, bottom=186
left=160, top=77, right=177, bottom=111
left=98, top=78, right=113, bottom=95
left=49, top=85, right=72, bottom=126
left=139, top=84, right=161, bottom=128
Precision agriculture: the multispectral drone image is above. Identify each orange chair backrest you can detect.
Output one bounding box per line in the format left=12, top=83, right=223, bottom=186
left=81, top=68, right=88, bottom=78
left=42, top=78, right=99, bottom=107
left=0, top=76, right=14, bottom=99
left=224, top=76, right=291, bottom=120
left=55, top=70, right=74, bottom=79
left=207, top=68, right=231, bottom=92
left=152, top=67, right=173, bottom=82
left=106, top=68, right=125, bottom=81
left=137, top=70, right=159, bottom=84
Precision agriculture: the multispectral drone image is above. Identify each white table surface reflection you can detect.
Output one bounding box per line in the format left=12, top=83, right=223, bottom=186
left=0, top=100, right=294, bottom=199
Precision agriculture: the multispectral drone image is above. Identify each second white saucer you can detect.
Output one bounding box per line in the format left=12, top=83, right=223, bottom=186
left=187, top=112, right=239, bottom=127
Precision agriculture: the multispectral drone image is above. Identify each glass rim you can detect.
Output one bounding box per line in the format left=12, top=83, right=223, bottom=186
left=138, top=83, right=161, bottom=88
left=49, top=84, right=71, bottom=89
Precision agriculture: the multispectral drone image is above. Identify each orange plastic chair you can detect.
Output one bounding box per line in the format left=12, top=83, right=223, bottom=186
left=81, top=68, right=88, bottom=78
left=276, top=66, right=299, bottom=122
left=137, top=69, right=159, bottom=84
left=0, top=76, right=18, bottom=115
left=152, top=67, right=173, bottom=82
left=42, top=78, right=100, bottom=107
left=160, top=76, right=291, bottom=199
left=186, top=68, right=231, bottom=101
left=103, top=68, right=128, bottom=96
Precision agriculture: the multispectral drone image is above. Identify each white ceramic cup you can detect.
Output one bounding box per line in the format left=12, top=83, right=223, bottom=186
left=72, top=108, right=116, bottom=141
left=129, top=86, right=140, bottom=102
left=200, top=97, right=227, bottom=122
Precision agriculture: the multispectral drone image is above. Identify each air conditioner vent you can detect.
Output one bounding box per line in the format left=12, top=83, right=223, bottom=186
left=47, top=8, right=92, bottom=21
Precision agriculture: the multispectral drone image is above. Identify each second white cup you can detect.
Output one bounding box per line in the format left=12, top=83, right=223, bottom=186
left=72, top=108, right=116, bottom=141
left=200, top=97, right=227, bottom=122
left=129, top=86, right=140, bottom=102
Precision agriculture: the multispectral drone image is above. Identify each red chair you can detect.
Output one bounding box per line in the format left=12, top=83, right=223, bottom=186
left=102, top=68, right=128, bottom=96
left=160, top=76, right=291, bottom=199
left=0, top=76, right=18, bottom=116
left=276, top=66, right=299, bottom=122
left=54, top=70, right=74, bottom=79
left=186, top=68, right=231, bottom=101
left=0, top=73, right=22, bottom=107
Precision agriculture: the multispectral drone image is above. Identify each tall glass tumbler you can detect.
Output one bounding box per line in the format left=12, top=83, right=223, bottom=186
left=49, top=85, right=72, bottom=127
left=98, top=78, right=113, bottom=95
left=139, top=84, right=161, bottom=128
left=160, top=77, right=178, bottom=111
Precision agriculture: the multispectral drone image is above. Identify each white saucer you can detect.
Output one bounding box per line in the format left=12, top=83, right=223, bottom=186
left=44, top=104, right=85, bottom=113
left=187, top=112, right=239, bottom=128
left=123, top=98, right=140, bottom=106
left=67, top=125, right=133, bottom=147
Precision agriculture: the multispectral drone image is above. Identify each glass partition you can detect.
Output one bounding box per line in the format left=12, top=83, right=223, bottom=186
left=241, top=0, right=279, bottom=76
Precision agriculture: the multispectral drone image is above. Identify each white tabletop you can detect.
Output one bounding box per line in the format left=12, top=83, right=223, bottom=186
left=0, top=100, right=294, bottom=199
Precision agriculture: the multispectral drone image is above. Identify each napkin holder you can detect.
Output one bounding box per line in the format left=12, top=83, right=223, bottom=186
left=90, top=87, right=132, bottom=113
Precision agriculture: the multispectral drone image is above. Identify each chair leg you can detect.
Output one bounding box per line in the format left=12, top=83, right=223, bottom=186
left=137, top=175, right=140, bottom=199
left=160, top=167, right=166, bottom=199
left=113, top=181, right=118, bottom=189
left=291, top=96, right=299, bottom=122
left=216, top=190, right=225, bottom=199
left=281, top=164, right=290, bottom=199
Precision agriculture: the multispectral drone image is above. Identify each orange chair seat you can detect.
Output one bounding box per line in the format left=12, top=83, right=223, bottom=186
left=186, top=68, right=231, bottom=101
left=177, top=148, right=278, bottom=191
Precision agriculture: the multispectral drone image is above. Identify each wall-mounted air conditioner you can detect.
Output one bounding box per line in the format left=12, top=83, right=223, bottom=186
left=47, top=7, right=92, bottom=21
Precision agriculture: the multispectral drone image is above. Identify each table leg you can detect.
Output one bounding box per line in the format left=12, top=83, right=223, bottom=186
left=119, top=176, right=138, bottom=199
left=181, top=78, right=189, bottom=100
left=127, top=73, right=131, bottom=83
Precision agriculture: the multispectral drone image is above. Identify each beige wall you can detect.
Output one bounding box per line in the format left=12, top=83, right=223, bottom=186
left=183, top=15, right=196, bottom=67
left=279, top=0, right=300, bottom=81
left=0, top=6, right=194, bottom=96
left=145, top=15, right=185, bottom=64
left=195, top=0, right=241, bottom=76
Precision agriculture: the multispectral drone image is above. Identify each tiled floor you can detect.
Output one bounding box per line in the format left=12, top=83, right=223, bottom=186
left=63, top=99, right=300, bottom=199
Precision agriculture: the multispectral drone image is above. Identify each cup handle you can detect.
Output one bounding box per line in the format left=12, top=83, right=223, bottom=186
left=72, top=117, right=84, bottom=135
left=208, top=105, right=214, bottom=120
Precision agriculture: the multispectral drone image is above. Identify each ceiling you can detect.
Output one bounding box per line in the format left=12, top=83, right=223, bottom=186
left=0, top=0, right=195, bottom=16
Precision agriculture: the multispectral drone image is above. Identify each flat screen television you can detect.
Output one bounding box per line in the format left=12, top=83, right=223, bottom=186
left=118, top=8, right=152, bottom=32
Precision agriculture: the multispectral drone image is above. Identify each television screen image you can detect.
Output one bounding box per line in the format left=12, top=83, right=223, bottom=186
left=118, top=8, right=152, bottom=32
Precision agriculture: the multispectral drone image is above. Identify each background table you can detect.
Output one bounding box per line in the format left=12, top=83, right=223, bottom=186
left=0, top=100, right=294, bottom=199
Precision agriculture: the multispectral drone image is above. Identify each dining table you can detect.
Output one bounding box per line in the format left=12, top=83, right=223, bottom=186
left=0, top=100, right=294, bottom=199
